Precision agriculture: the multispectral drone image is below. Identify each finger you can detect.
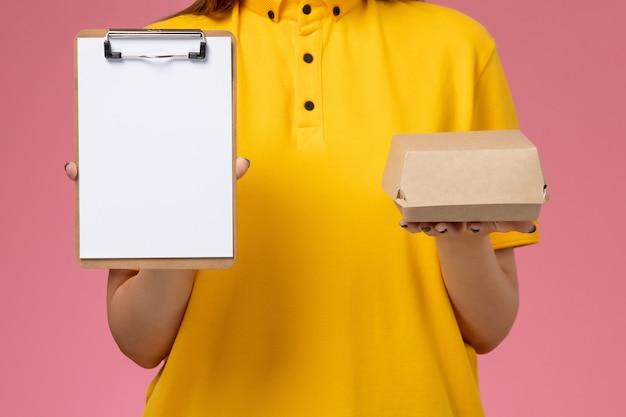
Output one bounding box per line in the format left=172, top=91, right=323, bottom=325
left=434, top=222, right=450, bottom=234
left=64, top=162, right=78, bottom=181
left=235, top=157, right=251, bottom=180
left=433, top=222, right=464, bottom=236
left=418, top=222, right=434, bottom=233
left=467, top=222, right=485, bottom=234
left=399, top=221, right=422, bottom=233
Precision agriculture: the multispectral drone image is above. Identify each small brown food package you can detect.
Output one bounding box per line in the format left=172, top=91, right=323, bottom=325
left=381, top=130, right=548, bottom=222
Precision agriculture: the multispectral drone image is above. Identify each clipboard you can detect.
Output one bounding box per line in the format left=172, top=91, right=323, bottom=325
left=75, top=29, right=237, bottom=269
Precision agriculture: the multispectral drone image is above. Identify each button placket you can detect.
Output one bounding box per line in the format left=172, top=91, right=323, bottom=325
left=294, top=0, right=324, bottom=148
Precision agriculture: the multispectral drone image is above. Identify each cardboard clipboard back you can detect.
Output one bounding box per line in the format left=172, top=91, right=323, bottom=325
left=75, top=29, right=237, bottom=269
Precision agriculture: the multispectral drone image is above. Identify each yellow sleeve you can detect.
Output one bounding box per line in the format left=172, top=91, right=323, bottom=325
left=489, top=221, right=540, bottom=250
left=472, top=43, right=519, bottom=131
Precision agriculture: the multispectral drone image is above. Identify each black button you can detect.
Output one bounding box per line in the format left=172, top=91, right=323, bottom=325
left=302, top=4, right=312, bottom=14
left=333, top=6, right=340, bottom=16
left=303, top=53, right=313, bottom=63
left=304, top=101, right=315, bottom=111
left=267, top=10, right=275, bottom=19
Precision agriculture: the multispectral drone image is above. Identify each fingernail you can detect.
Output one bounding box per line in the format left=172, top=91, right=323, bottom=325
left=245, top=158, right=251, bottom=167
left=470, top=227, right=481, bottom=233
left=527, top=225, right=537, bottom=234
left=436, top=228, right=447, bottom=234
left=421, top=226, right=431, bottom=232
left=400, top=223, right=408, bottom=228
left=64, top=162, right=69, bottom=171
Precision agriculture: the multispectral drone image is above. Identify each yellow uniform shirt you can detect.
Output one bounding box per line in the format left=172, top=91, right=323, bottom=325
left=143, top=1, right=539, bottom=416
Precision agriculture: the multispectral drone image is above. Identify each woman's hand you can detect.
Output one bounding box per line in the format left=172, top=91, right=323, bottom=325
left=64, top=157, right=251, bottom=368
left=399, top=220, right=536, bottom=237
left=399, top=219, right=536, bottom=353
left=64, top=157, right=251, bottom=181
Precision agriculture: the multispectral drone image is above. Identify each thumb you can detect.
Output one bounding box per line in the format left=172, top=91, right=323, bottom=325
left=64, top=162, right=78, bottom=181
left=235, top=157, right=251, bottom=180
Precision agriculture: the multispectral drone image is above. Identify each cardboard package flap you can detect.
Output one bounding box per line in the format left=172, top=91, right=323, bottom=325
left=381, top=130, right=548, bottom=222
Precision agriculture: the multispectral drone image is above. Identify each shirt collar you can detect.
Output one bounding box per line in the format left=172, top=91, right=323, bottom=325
left=243, top=0, right=362, bottom=22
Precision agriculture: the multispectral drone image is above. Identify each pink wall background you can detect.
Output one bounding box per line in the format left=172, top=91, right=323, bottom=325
left=1, top=0, right=624, bottom=415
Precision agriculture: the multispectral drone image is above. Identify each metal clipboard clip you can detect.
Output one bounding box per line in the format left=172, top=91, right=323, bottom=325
left=104, top=29, right=207, bottom=60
